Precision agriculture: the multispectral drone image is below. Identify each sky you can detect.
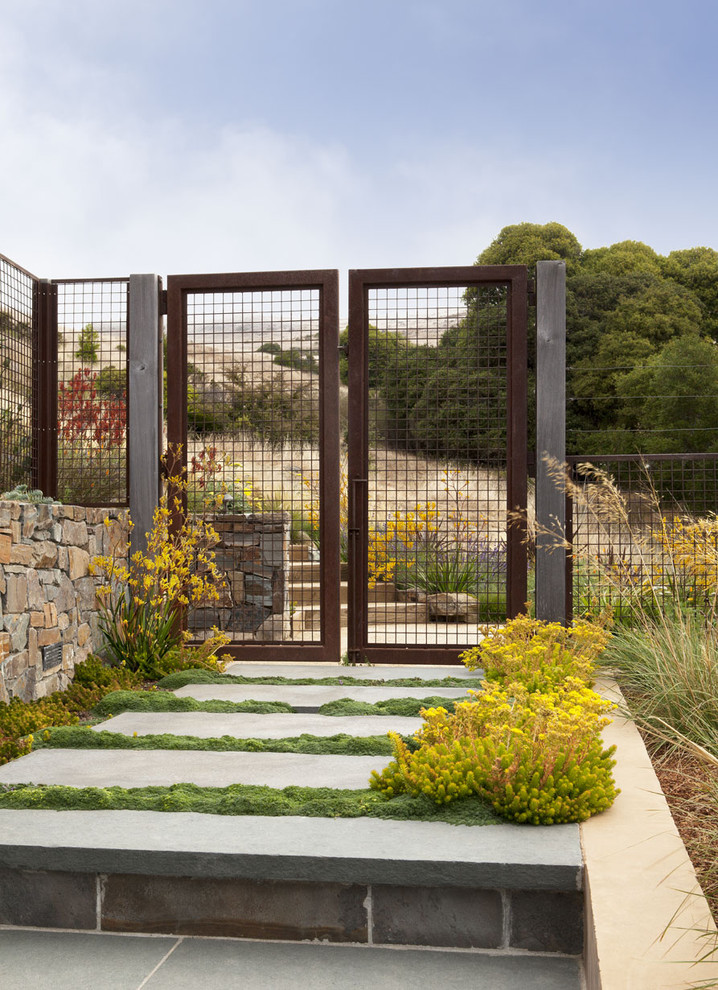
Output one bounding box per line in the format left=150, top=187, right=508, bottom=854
left=1, top=0, right=717, bottom=290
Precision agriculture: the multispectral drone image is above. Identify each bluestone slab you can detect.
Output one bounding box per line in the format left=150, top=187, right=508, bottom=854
left=0, top=930, right=582, bottom=990
left=91, top=711, right=423, bottom=739
left=224, top=662, right=480, bottom=681
left=0, top=811, right=583, bottom=889
left=172, top=683, right=472, bottom=707
left=0, top=749, right=389, bottom=789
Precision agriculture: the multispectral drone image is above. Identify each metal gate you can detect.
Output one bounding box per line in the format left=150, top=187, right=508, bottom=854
left=346, top=267, right=528, bottom=664
left=166, top=270, right=341, bottom=661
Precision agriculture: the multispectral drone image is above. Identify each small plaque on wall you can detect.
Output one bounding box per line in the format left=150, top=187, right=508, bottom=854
left=42, top=642, right=63, bottom=670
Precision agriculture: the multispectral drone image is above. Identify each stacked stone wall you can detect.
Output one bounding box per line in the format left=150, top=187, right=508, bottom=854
left=0, top=502, right=128, bottom=703
left=188, top=512, right=290, bottom=641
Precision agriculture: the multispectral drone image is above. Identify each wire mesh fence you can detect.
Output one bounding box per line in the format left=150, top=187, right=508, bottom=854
left=567, top=453, right=718, bottom=622
left=0, top=254, right=37, bottom=494
left=54, top=279, right=129, bottom=505
left=359, top=283, right=512, bottom=646
left=179, top=284, right=328, bottom=645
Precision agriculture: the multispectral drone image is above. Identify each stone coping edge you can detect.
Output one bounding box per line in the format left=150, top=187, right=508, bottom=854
left=581, top=677, right=718, bottom=989
left=0, top=813, right=582, bottom=891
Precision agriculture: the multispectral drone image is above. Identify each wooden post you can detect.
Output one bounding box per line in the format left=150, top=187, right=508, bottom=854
left=129, top=274, right=162, bottom=556
left=535, top=261, right=567, bottom=622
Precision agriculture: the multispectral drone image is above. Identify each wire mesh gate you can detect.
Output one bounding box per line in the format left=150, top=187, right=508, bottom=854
left=346, top=267, right=528, bottom=664
left=166, top=270, right=341, bottom=661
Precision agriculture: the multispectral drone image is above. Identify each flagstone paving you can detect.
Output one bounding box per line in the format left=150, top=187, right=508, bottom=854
left=90, top=711, right=424, bottom=738
left=0, top=661, right=583, bottom=989
left=171, top=682, right=471, bottom=707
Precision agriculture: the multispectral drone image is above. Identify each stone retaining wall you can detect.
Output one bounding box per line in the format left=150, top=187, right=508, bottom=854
left=0, top=502, right=128, bottom=703
left=188, top=512, right=290, bottom=641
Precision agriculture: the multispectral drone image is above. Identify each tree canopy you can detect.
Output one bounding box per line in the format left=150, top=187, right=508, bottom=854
left=365, top=221, right=718, bottom=471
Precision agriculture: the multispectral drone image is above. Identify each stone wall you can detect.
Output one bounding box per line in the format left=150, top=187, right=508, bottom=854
left=188, top=512, right=291, bottom=642
left=0, top=501, right=128, bottom=703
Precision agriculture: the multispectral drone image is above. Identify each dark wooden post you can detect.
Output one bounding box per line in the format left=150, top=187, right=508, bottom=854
left=535, top=261, right=567, bottom=622
left=129, top=274, right=162, bottom=556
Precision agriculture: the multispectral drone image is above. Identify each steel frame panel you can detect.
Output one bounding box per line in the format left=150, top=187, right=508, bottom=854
left=166, top=269, right=341, bottom=662
left=347, top=266, right=528, bottom=665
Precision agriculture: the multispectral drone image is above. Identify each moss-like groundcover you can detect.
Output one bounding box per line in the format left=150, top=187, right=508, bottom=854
left=94, top=692, right=295, bottom=717
left=94, top=691, right=462, bottom=718
left=35, top=725, right=399, bottom=756
left=0, top=780, right=500, bottom=826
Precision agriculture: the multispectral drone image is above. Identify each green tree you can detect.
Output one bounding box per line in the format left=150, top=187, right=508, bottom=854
left=477, top=221, right=583, bottom=273
left=338, top=325, right=405, bottom=388
left=580, top=240, right=662, bottom=277
left=75, top=323, right=99, bottom=363
left=616, top=336, right=718, bottom=453
left=568, top=280, right=705, bottom=451
left=660, top=246, right=718, bottom=341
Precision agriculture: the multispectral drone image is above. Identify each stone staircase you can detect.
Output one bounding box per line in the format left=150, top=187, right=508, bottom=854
left=288, top=545, right=439, bottom=634
left=0, top=662, right=584, bottom=988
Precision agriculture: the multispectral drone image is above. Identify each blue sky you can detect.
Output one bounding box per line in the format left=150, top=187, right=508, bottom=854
left=2, top=0, right=717, bottom=285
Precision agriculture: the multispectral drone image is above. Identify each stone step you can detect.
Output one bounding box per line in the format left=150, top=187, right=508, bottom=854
left=294, top=602, right=430, bottom=631
left=222, top=661, right=480, bottom=680
left=288, top=543, right=314, bottom=562
left=287, top=559, right=321, bottom=580
left=287, top=582, right=397, bottom=607
left=89, top=711, right=424, bottom=739
left=0, top=749, right=390, bottom=789
left=171, top=682, right=471, bottom=711
left=0, top=661, right=583, bottom=969
left=0, top=928, right=583, bottom=989
left=0, top=809, right=584, bottom=962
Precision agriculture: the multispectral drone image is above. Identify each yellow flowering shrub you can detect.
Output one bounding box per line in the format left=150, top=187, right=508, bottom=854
left=654, top=516, right=718, bottom=597
left=371, top=617, right=618, bottom=825
left=459, top=615, right=609, bottom=691
left=371, top=680, right=617, bottom=824
left=91, top=485, right=229, bottom=678
left=302, top=465, right=438, bottom=587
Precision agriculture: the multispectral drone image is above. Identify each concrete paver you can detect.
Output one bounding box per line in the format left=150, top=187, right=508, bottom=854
left=224, top=662, right=479, bottom=680
left=0, top=810, right=582, bottom=888
left=0, top=929, right=581, bottom=990
left=0, top=749, right=390, bottom=789
left=91, top=711, right=423, bottom=739
left=173, top=683, right=472, bottom=707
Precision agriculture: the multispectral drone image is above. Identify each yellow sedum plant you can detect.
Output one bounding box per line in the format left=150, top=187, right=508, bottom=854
left=459, top=615, right=610, bottom=692
left=371, top=616, right=619, bottom=825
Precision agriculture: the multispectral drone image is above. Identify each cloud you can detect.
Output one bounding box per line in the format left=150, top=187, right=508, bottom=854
left=0, top=94, right=361, bottom=276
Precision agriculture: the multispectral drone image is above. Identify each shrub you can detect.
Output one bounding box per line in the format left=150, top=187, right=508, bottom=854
left=91, top=482, right=229, bottom=679
left=0, top=352, right=32, bottom=491
left=371, top=678, right=617, bottom=824
left=224, top=363, right=318, bottom=446
left=371, top=616, right=617, bottom=824
left=273, top=348, right=318, bottom=374
left=95, top=365, right=126, bottom=399
left=459, top=615, right=609, bottom=691
left=0, top=655, right=142, bottom=765
left=75, top=323, right=99, bottom=363
left=56, top=367, right=127, bottom=503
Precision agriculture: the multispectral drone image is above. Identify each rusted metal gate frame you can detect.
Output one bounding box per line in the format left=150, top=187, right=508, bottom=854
left=166, top=270, right=341, bottom=662
left=49, top=277, right=131, bottom=507
left=346, top=266, right=528, bottom=665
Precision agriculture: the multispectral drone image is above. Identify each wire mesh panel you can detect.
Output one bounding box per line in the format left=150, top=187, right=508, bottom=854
left=0, top=254, right=37, bottom=493
left=567, top=454, right=718, bottom=622
left=54, top=279, right=129, bottom=506
left=348, top=267, right=528, bottom=664
left=166, top=271, right=340, bottom=660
